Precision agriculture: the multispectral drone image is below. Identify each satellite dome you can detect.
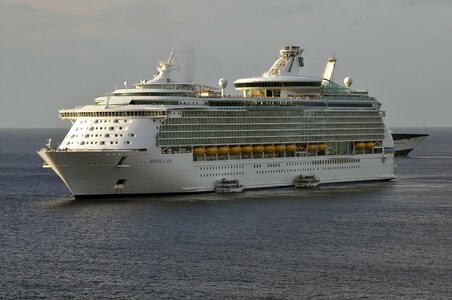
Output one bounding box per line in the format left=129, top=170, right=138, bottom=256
left=344, top=76, right=353, bottom=88
left=218, top=78, right=228, bottom=89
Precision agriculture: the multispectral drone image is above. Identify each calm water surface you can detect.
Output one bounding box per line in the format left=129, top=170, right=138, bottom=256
left=0, top=128, right=451, bottom=299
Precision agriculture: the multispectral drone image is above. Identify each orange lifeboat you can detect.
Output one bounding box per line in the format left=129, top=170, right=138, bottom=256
left=275, top=145, right=286, bottom=152
left=318, top=144, right=327, bottom=151
left=355, top=142, right=365, bottom=150
left=307, top=144, right=318, bottom=152
left=264, top=145, right=276, bottom=153
left=286, top=145, right=297, bottom=152
left=217, top=146, right=230, bottom=155
left=241, top=146, right=253, bottom=154
left=253, top=145, right=265, bottom=153
left=229, top=146, right=241, bottom=154
left=206, top=147, right=218, bottom=155
left=193, top=147, right=205, bottom=156
left=297, top=145, right=305, bottom=151
left=365, top=142, right=375, bottom=150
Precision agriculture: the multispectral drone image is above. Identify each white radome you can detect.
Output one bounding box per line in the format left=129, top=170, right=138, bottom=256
left=218, top=78, right=228, bottom=89
left=344, top=76, right=353, bottom=88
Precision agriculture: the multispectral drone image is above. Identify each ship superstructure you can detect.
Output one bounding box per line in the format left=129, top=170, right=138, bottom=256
left=38, top=45, right=395, bottom=198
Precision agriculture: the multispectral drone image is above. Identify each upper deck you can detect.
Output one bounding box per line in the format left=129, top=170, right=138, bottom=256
left=62, top=45, right=379, bottom=116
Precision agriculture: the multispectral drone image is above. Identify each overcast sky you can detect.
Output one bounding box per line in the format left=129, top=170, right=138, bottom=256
left=1, top=0, right=451, bottom=128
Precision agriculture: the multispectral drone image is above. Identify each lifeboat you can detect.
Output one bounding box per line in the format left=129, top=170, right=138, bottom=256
left=205, top=147, right=218, bottom=155
left=229, top=146, right=241, bottom=154
left=365, top=142, right=375, bottom=150
left=218, top=146, right=230, bottom=155
left=318, top=144, right=327, bottom=151
left=241, top=146, right=253, bottom=154
left=286, top=145, right=297, bottom=152
left=355, top=142, right=365, bottom=150
left=275, top=145, right=286, bottom=152
left=264, top=145, right=276, bottom=153
left=297, top=145, right=305, bottom=151
left=193, top=147, right=205, bottom=156
left=307, top=144, right=318, bottom=152
left=253, top=145, right=265, bottom=153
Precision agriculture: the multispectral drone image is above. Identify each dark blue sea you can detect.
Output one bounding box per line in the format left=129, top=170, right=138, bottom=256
left=0, top=128, right=451, bottom=299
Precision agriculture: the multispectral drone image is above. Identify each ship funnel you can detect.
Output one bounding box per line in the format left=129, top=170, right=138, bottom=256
left=149, top=50, right=179, bottom=83
left=264, top=46, right=304, bottom=77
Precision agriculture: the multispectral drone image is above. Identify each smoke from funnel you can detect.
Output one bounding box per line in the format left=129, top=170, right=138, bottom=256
left=184, top=45, right=196, bottom=83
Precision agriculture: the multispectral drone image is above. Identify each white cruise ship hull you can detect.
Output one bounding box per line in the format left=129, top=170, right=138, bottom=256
left=39, top=149, right=395, bottom=198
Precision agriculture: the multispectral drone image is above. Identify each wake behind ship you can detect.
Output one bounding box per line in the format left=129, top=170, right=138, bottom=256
left=38, top=45, right=395, bottom=198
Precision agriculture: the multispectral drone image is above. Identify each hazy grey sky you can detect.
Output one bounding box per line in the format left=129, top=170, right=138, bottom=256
left=1, top=0, right=451, bottom=128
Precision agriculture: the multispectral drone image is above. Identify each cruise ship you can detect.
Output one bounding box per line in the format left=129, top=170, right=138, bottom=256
left=38, top=45, right=395, bottom=198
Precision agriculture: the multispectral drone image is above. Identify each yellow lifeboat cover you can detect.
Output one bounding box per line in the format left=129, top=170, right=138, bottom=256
left=286, top=145, right=297, bottom=152
left=206, top=147, right=218, bottom=155
left=275, top=145, right=286, bottom=152
left=193, top=147, right=205, bottom=155
left=218, top=146, right=230, bottom=155
left=241, top=146, right=253, bottom=154
left=230, top=146, right=241, bottom=154
left=355, top=142, right=366, bottom=150
left=253, top=145, right=265, bottom=153
left=264, top=145, right=276, bottom=153
left=365, top=142, right=375, bottom=150
left=307, top=144, right=318, bottom=152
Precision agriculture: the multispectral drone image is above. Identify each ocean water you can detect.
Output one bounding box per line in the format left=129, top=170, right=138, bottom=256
left=0, top=128, right=451, bottom=299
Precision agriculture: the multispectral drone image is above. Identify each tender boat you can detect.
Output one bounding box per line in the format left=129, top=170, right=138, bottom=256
left=294, top=175, right=320, bottom=188
left=215, top=179, right=245, bottom=193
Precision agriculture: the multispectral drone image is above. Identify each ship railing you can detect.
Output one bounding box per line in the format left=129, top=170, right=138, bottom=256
left=42, top=148, right=147, bottom=152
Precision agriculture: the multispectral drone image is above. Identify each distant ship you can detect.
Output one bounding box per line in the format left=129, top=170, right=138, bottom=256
left=38, top=45, right=395, bottom=198
left=391, top=133, right=429, bottom=156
